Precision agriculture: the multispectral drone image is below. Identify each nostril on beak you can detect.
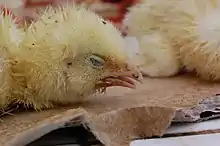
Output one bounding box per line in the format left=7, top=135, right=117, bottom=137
left=132, top=71, right=143, bottom=83
left=125, top=61, right=143, bottom=82
left=132, top=73, right=139, bottom=79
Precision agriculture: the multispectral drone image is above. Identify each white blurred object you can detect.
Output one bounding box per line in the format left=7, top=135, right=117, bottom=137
left=123, top=13, right=131, bottom=28
left=0, top=0, right=24, bottom=16
left=130, top=133, right=220, bottom=146
left=0, top=0, right=23, bottom=9
left=124, top=36, right=140, bottom=59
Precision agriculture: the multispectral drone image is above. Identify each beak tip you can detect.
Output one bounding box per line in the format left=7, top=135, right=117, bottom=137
left=135, top=70, right=144, bottom=84
left=140, top=75, right=144, bottom=83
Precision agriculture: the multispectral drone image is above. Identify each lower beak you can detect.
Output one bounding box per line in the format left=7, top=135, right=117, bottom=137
left=99, top=63, right=143, bottom=89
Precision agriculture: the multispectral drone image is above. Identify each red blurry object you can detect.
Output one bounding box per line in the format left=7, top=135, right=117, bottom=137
left=23, top=0, right=138, bottom=24
left=24, top=0, right=54, bottom=7
left=0, top=6, right=14, bottom=16
left=0, top=0, right=139, bottom=32
left=103, top=0, right=138, bottom=23
left=23, top=0, right=71, bottom=7
left=0, top=6, right=21, bottom=24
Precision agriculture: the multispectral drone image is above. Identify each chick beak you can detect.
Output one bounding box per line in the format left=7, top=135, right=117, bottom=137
left=101, top=62, right=143, bottom=89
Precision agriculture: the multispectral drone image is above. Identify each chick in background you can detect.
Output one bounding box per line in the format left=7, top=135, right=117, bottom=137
left=124, top=0, right=220, bottom=80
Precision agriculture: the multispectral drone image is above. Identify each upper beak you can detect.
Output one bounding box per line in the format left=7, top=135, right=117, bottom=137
left=101, top=61, right=143, bottom=89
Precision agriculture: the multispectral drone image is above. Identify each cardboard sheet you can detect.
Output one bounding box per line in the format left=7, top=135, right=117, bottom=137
left=1, top=74, right=220, bottom=146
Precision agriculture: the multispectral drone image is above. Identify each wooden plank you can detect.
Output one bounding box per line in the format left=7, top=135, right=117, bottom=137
left=130, top=133, right=220, bottom=146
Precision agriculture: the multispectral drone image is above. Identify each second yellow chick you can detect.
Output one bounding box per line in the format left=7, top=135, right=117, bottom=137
left=124, top=0, right=220, bottom=81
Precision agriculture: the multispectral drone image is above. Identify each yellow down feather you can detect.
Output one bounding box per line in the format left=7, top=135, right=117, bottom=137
left=124, top=0, right=220, bottom=80
left=0, top=4, right=142, bottom=111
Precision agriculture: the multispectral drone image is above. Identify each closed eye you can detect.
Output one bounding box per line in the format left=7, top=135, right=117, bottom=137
left=88, top=55, right=105, bottom=68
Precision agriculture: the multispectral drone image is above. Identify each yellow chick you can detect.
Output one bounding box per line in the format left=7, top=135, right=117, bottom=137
left=0, top=5, right=142, bottom=110
left=123, top=0, right=220, bottom=80
left=0, top=12, right=24, bottom=108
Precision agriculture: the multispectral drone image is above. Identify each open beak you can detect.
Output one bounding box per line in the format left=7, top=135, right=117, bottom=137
left=98, top=62, right=143, bottom=90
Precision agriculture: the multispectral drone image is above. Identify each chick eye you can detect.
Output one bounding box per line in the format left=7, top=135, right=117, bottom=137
left=88, top=55, right=105, bottom=68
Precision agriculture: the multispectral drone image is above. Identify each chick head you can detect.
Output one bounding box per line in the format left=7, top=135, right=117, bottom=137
left=23, top=6, right=143, bottom=101
left=60, top=8, right=143, bottom=97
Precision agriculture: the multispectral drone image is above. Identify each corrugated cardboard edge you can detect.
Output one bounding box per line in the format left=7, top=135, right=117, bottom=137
left=6, top=108, right=87, bottom=146
left=3, top=74, right=220, bottom=146
left=6, top=106, right=175, bottom=146
left=85, top=106, right=175, bottom=146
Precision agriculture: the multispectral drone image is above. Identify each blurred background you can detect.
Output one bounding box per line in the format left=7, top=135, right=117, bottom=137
left=0, top=0, right=140, bottom=35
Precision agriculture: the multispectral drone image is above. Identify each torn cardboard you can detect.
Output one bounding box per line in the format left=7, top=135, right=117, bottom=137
left=1, top=74, right=220, bottom=146
left=173, top=95, right=220, bottom=123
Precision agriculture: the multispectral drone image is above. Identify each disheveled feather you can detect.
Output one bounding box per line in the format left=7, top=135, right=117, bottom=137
left=0, top=13, right=24, bottom=110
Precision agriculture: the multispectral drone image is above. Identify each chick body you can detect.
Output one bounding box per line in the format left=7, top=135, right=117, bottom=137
left=0, top=5, right=142, bottom=110
left=0, top=13, right=24, bottom=108
left=124, top=0, right=220, bottom=80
